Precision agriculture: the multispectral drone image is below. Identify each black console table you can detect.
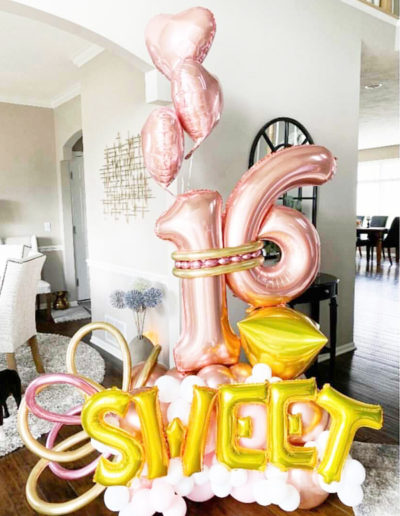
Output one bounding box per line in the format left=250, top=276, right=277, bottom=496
left=289, top=273, right=339, bottom=383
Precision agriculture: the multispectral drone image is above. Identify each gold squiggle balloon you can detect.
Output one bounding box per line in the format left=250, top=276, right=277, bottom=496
left=26, top=430, right=105, bottom=515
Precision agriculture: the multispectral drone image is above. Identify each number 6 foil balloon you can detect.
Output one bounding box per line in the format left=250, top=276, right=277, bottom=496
left=224, top=145, right=336, bottom=307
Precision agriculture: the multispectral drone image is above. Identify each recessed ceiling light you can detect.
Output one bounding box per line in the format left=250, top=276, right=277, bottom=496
left=364, top=83, right=383, bottom=90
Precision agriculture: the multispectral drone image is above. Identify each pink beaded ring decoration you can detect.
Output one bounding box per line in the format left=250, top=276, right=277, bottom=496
left=172, top=240, right=264, bottom=278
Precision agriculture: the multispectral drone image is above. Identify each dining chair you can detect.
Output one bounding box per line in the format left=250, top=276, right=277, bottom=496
left=0, top=254, right=46, bottom=373
left=2, top=236, right=52, bottom=320
left=382, top=217, right=399, bottom=265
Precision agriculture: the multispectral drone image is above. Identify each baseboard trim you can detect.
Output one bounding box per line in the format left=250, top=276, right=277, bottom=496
left=318, top=342, right=356, bottom=363
left=91, top=335, right=122, bottom=361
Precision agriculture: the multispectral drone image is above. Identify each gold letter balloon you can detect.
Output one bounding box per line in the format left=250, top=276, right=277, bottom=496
left=19, top=6, right=383, bottom=516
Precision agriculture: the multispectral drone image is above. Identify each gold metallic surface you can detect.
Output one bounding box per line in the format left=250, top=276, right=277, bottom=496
left=317, top=384, right=383, bottom=483
left=166, top=418, right=186, bottom=458
left=133, top=345, right=161, bottom=388
left=25, top=431, right=105, bottom=515
left=238, top=306, right=327, bottom=379
left=173, top=256, right=264, bottom=279
left=67, top=322, right=132, bottom=392
left=172, top=240, right=263, bottom=261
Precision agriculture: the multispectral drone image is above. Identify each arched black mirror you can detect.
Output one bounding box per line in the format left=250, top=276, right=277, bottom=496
left=249, top=117, right=318, bottom=227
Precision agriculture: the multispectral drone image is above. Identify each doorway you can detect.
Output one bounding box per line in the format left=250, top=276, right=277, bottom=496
left=69, top=140, right=90, bottom=301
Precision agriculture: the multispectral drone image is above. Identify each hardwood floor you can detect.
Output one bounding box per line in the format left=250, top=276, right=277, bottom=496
left=0, top=260, right=398, bottom=515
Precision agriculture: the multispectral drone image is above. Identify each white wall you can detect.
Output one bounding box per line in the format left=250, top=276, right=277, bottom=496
left=0, top=101, right=64, bottom=290
left=79, top=52, right=179, bottom=364
left=6, top=0, right=397, bottom=360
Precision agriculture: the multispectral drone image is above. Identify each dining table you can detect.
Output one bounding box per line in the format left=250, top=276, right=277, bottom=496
left=356, top=227, right=388, bottom=269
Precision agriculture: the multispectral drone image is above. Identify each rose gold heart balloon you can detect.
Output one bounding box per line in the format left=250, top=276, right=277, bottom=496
left=171, top=59, right=223, bottom=158
left=145, top=7, right=216, bottom=79
left=141, top=107, right=184, bottom=187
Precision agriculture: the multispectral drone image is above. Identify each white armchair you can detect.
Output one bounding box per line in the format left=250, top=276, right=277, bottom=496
left=0, top=254, right=46, bottom=373
left=2, top=236, right=52, bottom=320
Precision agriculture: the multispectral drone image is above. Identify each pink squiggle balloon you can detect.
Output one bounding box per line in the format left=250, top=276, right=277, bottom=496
left=24, top=373, right=98, bottom=425
left=171, top=59, right=223, bottom=159
left=46, top=405, right=110, bottom=480
left=141, top=107, right=184, bottom=187
left=145, top=7, right=216, bottom=79
left=224, top=145, right=336, bottom=307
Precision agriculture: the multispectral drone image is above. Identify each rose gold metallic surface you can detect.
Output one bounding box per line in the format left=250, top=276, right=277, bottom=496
left=156, top=190, right=240, bottom=372
left=288, top=401, right=330, bottom=445
left=224, top=145, right=336, bottom=307
left=287, top=469, right=329, bottom=509
left=230, top=362, right=253, bottom=383
left=145, top=7, right=216, bottom=79
left=141, top=107, right=184, bottom=187
left=197, top=364, right=234, bottom=389
left=171, top=59, right=223, bottom=158
left=172, top=241, right=263, bottom=261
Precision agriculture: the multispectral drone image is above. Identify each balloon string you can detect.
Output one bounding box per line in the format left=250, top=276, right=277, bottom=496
left=186, top=154, right=194, bottom=191
left=161, top=184, right=177, bottom=198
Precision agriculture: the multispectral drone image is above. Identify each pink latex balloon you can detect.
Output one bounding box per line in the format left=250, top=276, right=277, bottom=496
left=130, top=362, right=168, bottom=389
left=287, top=469, right=329, bottom=509
left=238, top=404, right=267, bottom=450
left=171, top=59, right=223, bottom=158
left=288, top=401, right=330, bottom=445
left=197, top=364, right=234, bottom=389
left=204, top=410, right=217, bottom=455
left=145, top=7, right=216, bottom=79
left=224, top=145, right=336, bottom=307
left=231, top=473, right=263, bottom=504
left=141, top=107, right=184, bottom=187
left=165, top=367, right=188, bottom=381
left=186, top=481, right=215, bottom=502
left=156, top=190, right=240, bottom=372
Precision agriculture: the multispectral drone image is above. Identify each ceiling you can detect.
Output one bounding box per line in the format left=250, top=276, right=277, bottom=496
left=359, top=45, right=400, bottom=149
left=0, top=10, right=102, bottom=108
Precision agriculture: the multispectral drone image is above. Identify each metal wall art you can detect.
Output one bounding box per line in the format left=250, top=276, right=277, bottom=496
left=100, top=133, right=153, bottom=221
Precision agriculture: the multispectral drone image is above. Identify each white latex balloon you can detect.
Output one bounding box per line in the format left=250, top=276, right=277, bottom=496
left=179, top=375, right=205, bottom=402
left=245, top=375, right=257, bottom=384
left=211, top=481, right=231, bottom=498
left=264, top=463, right=289, bottom=482
left=270, top=376, right=282, bottom=383
left=175, top=476, right=194, bottom=496
left=193, top=467, right=209, bottom=486
left=338, top=484, right=364, bottom=507
left=209, top=463, right=231, bottom=485
left=230, top=469, right=248, bottom=488
left=252, top=479, right=272, bottom=506
left=151, top=478, right=176, bottom=512
left=167, top=398, right=191, bottom=425
left=341, top=459, right=366, bottom=485
left=278, top=484, right=301, bottom=512
left=155, top=376, right=181, bottom=403
left=167, top=458, right=184, bottom=486
left=251, top=363, right=272, bottom=382
left=104, top=486, right=130, bottom=511
left=120, top=489, right=153, bottom=516
left=318, top=474, right=340, bottom=493
left=164, top=495, right=187, bottom=516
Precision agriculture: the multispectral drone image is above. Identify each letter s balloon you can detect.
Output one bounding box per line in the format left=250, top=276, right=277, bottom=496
left=224, top=145, right=336, bottom=307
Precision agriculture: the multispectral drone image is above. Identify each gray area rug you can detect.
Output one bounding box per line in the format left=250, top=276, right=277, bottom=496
left=0, top=332, right=105, bottom=457
left=51, top=305, right=91, bottom=323
left=352, top=442, right=399, bottom=516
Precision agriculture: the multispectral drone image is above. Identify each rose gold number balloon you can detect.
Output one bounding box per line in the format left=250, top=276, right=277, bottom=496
left=224, top=145, right=336, bottom=307
left=171, top=59, right=223, bottom=158
left=156, top=190, right=240, bottom=372
left=141, top=107, right=184, bottom=187
left=145, top=7, right=216, bottom=79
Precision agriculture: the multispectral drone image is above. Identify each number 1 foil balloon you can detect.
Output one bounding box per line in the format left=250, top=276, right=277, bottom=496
left=145, top=7, right=216, bottom=80
left=171, top=59, right=223, bottom=159
left=141, top=107, right=184, bottom=187
left=224, top=145, right=336, bottom=307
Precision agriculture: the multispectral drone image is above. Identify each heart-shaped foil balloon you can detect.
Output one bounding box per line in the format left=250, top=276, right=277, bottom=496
left=171, top=59, right=223, bottom=158
left=141, top=107, right=184, bottom=187
left=145, top=7, right=216, bottom=79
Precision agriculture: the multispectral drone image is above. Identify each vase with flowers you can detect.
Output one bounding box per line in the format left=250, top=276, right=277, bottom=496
left=110, top=280, right=163, bottom=364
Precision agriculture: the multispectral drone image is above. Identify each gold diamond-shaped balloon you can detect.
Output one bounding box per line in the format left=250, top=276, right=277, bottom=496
left=238, top=306, right=327, bottom=380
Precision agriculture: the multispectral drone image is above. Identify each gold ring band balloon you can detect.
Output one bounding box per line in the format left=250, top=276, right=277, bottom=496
left=172, top=240, right=263, bottom=261
left=67, top=322, right=132, bottom=392
left=173, top=256, right=264, bottom=279
left=26, top=430, right=105, bottom=515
